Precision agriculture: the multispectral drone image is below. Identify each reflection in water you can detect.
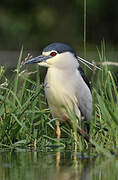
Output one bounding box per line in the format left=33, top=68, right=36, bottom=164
left=56, top=151, right=60, bottom=173
left=55, top=151, right=90, bottom=180
left=0, top=149, right=117, bottom=180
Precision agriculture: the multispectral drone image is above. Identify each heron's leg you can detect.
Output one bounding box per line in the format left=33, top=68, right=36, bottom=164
left=56, top=151, right=60, bottom=172
left=56, top=120, right=61, bottom=140
left=73, top=132, right=78, bottom=152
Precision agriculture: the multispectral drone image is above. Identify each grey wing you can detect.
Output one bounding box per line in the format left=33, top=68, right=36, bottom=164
left=76, top=66, right=92, bottom=121
left=77, top=89, right=92, bottom=121
left=75, top=76, right=92, bottom=121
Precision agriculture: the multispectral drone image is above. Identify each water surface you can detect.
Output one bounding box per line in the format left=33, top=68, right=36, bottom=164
left=0, top=149, right=117, bottom=180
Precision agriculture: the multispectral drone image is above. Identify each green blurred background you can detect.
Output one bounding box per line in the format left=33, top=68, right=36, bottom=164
left=0, top=0, right=118, bottom=66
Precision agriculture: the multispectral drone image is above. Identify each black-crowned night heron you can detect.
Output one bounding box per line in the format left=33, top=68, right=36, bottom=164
left=24, top=43, right=92, bottom=145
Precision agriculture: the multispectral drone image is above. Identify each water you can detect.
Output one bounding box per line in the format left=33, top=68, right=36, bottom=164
left=0, top=149, right=117, bottom=180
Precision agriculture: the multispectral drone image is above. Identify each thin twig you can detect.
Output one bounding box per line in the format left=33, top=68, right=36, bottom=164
left=93, top=61, right=118, bottom=67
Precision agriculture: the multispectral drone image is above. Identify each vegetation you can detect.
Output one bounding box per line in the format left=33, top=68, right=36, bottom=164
left=0, top=44, right=118, bottom=156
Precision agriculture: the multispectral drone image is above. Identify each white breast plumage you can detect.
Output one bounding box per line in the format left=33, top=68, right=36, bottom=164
left=44, top=67, right=92, bottom=121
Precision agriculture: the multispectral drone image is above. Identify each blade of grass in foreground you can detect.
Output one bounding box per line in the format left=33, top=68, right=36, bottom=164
left=13, top=46, right=23, bottom=105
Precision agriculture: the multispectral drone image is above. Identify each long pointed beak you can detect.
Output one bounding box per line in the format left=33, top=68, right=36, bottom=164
left=23, top=54, right=50, bottom=65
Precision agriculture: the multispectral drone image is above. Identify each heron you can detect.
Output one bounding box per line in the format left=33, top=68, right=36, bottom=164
left=24, top=43, right=92, bottom=148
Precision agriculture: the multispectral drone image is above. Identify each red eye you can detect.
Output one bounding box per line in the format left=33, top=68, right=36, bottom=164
left=50, top=52, right=57, bottom=57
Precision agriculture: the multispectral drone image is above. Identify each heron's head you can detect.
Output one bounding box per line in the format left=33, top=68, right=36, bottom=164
left=24, top=43, right=79, bottom=69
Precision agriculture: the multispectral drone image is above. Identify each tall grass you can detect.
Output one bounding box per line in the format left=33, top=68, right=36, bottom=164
left=90, top=42, right=118, bottom=153
left=0, top=44, right=118, bottom=154
left=84, top=0, right=87, bottom=58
